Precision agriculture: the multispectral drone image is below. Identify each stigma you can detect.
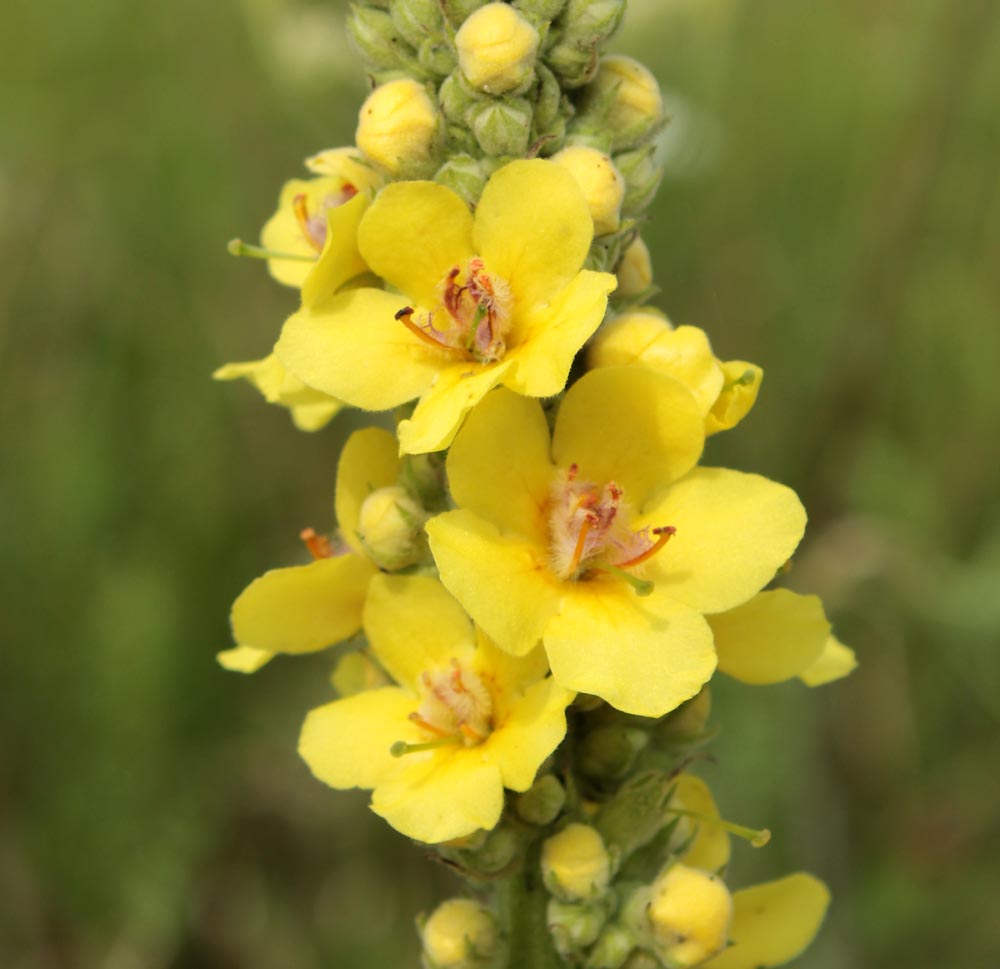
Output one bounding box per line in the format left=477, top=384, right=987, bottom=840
left=395, top=258, right=512, bottom=363
left=547, top=464, right=675, bottom=587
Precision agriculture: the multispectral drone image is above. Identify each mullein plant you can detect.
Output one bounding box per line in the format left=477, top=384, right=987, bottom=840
left=219, top=2, right=858, bottom=966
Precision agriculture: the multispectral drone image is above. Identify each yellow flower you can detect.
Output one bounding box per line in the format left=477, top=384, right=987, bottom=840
left=709, top=588, right=856, bottom=686
left=588, top=311, right=763, bottom=436
left=275, top=159, right=616, bottom=454
left=260, top=154, right=378, bottom=290
left=218, top=426, right=405, bottom=668
left=299, top=574, right=574, bottom=843
left=219, top=187, right=376, bottom=427
left=551, top=145, right=625, bottom=236
left=702, top=873, right=830, bottom=969
left=356, top=78, right=441, bottom=179
left=455, top=2, right=540, bottom=95
left=425, top=367, right=807, bottom=716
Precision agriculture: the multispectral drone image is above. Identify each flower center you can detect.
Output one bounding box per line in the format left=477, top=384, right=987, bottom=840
left=395, top=258, right=512, bottom=363
left=546, top=464, right=675, bottom=588
left=409, top=659, right=494, bottom=748
left=293, top=183, right=358, bottom=252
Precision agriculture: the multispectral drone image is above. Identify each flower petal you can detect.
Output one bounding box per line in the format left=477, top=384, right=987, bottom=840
left=445, top=387, right=553, bottom=542
left=672, top=774, right=730, bottom=872
left=230, top=554, right=375, bottom=654
left=552, top=367, right=705, bottom=505
left=706, top=360, right=763, bottom=436
left=358, top=181, right=474, bottom=306
left=301, top=191, right=370, bottom=308
left=276, top=288, right=443, bottom=410
left=397, top=358, right=515, bottom=454
left=640, top=468, right=807, bottom=615
left=484, top=677, right=574, bottom=792
left=426, top=509, right=562, bottom=657
left=216, top=645, right=274, bottom=674
left=505, top=270, right=617, bottom=398
left=299, top=687, right=419, bottom=790
left=799, top=635, right=857, bottom=686
left=474, top=159, right=593, bottom=312
left=259, top=176, right=329, bottom=287
left=364, top=574, right=476, bottom=693
left=544, top=583, right=716, bottom=717
left=371, top=750, right=505, bottom=843
left=703, top=874, right=830, bottom=969
left=709, top=589, right=830, bottom=685
left=335, top=426, right=400, bottom=556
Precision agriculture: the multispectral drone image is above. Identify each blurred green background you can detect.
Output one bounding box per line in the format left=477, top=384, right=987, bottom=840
left=2, top=0, right=998, bottom=965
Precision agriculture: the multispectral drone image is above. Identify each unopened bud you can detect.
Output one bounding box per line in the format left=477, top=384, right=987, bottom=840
left=541, top=824, right=612, bottom=902
left=357, top=485, right=428, bottom=569
left=440, top=824, right=522, bottom=878
left=357, top=78, right=441, bottom=178
left=594, top=771, right=674, bottom=864
left=420, top=898, right=502, bottom=969
left=548, top=897, right=613, bottom=958
left=439, top=71, right=482, bottom=124
left=647, top=865, right=732, bottom=967
left=579, top=725, right=648, bottom=779
left=470, top=98, right=533, bottom=156
left=614, top=145, right=663, bottom=218
left=514, top=774, right=566, bottom=825
left=420, top=37, right=457, bottom=78
left=441, top=0, right=487, bottom=27
left=435, top=155, right=489, bottom=206
left=513, top=0, right=567, bottom=25
left=533, top=64, right=564, bottom=129
left=656, top=687, right=712, bottom=743
left=614, top=236, right=653, bottom=297
left=389, top=0, right=444, bottom=48
left=586, top=923, right=636, bottom=969
left=552, top=145, right=624, bottom=235
left=545, top=0, right=625, bottom=88
left=456, top=3, right=540, bottom=95
left=348, top=5, right=422, bottom=75
left=578, top=56, right=664, bottom=151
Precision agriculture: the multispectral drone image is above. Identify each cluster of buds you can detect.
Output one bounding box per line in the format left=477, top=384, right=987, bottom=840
left=218, top=1, right=857, bottom=966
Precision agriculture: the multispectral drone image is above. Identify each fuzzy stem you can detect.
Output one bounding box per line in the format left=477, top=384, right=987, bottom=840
left=498, top=860, right=564, bottom=969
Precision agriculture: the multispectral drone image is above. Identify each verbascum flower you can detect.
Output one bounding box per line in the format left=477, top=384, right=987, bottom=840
left=708, top=588, right=856, bottom=686
left=276, top=159, right=616, bottom=454
left=455, top=2, right=540, bottom=94
left=420, top=898, right=503, bottom=969
left=260, top=153, right=379, bottom=289
left=218, top=427, right=410, bottom=669
left=299, top=574, right=574, bottom=843
left=425, top=367, right=807, bottom=716
left=218, top=187, right=374, bottom=427
left=551, top=145, right=625, bottom=236
left=356, top=77, right=442, bottom=179
left=702, top=874, right=830, bottom=969
left=588, top=311, right=763, bottom=436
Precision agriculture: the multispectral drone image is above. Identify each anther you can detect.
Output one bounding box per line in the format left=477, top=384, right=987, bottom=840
left=300, top=527, right=334, bottom=560
left=618, top=525, right=676, bottom=569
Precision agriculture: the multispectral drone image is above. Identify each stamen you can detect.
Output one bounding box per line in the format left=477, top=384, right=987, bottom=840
left=618, top=526, right=677, bottom=569
left=569, top=516, right=594, bottom=574
left=293, top=194, right=324, bottom=253
left=227, top=238, right=315, bottom=262
left=667, top=807, right=771, bottom=848
left=408, top=711, right=453, bottom=737
left=300, top=527, right=334, bottom=560
left=395, top=307, right=462, bottom=353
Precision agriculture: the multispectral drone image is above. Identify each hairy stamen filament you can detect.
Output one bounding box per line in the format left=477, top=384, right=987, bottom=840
left=395, top=307, right=464, bottom=353
left=618, top=526, right=677, bottom=569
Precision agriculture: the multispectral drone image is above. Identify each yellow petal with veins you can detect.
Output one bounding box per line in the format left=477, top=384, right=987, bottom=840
left=335, top=427, right=400, bottom=557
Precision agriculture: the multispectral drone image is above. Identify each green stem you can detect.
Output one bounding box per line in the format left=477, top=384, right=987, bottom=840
left=498, top=861, right=564, bottom=969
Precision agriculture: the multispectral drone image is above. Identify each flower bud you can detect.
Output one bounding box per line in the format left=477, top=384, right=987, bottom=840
left=647, top=865, right=732, bottom=967
left=513, top=0, right=567, bottom=24
left=514, top=773, right=566, bottom=825
left=594, top=771, right=674, bottom=864
left=615, top=236, right=652, bottom=297
left=389, top=0, right=444, bottom=49
left=348, top=5, right=421, bottom=75
left=440, top=823, right=523, bottom=878
left=356, top=78, right=441, bottom=178
left=357, top=485, right=428, bottom=570
left=578, top=56, right=664, bottom=151
left=441, top=0, right=487, bottom=27
left=541, top=823, right=612, bottom=902
left=548, top=897, right=613, bottom=958
left=420, top=898, right=502, bottom=969
left=655, top=687, right=712, bottom=743
left=579, top=725, right=648, bottom=779
left=470, top=98, right=533, bottom=157
left=586, top=923, right=636, bottom=969
left=435, top=155, right=488, bottom=206
left=614, top=145, right=663, bottom=218
left=552, top=145, right=624, bottom=235
left=533, top=63, right=563, bottom=128
left=456, top=3, right=540, bottom=95
left=419, top=36, right=457, bottom=78
left=545, top=0, right=625, bottom=88
left=439, top=71, right=482, bottom=124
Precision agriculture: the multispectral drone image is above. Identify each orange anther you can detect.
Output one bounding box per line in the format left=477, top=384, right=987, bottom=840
left=618, top=526, right=676, bottom=569
left=300, top=527, right=334, bottom=560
